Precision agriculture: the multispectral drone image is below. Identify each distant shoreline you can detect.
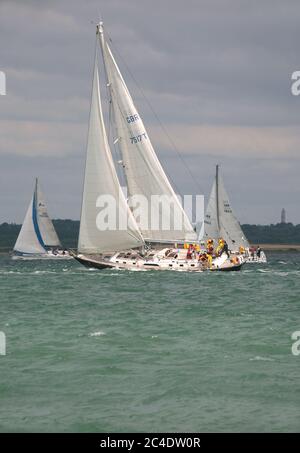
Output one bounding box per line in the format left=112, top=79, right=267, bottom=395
left=1, top=221, right=300, bottom=251
left=1, top=244, right=300, bottom=255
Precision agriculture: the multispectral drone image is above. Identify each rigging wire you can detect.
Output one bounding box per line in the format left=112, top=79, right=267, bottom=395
left=98, top=33, right=127, bottom=189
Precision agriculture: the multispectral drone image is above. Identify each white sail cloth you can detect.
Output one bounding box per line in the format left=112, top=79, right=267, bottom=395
left=36, top=183, right=61, bottom=247
left=13, top=196, right=46, bottom=254
left=203, top=178, right=219, bottom=242
left=14, top=179, right=61, bottom=254
left=78, top=53, right=144, bottom=254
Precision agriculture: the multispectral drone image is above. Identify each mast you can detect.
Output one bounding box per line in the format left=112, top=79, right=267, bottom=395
left=33, top=177, right=38, bottom=217
left=32, top=177, right=46, bottom=249
left=216, top=165, right=220, bottom=233
left=97, top=23, right=129, bottom=191
left=98, top=23, right=129, bottom=192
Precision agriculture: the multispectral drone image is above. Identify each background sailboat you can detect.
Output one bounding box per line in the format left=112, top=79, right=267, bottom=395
left=202, top=165, right=266, bottom=262
left=203, top=165, right=249, bottom=250
left=204, top=165, right=249, bottom=251
left=13, top=178, right=69, bottom=259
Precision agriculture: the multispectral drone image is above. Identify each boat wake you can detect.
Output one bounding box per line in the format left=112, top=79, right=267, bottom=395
left=89, top=331, right=106, bottom=337
left=249, top=356, right=275, bottom=362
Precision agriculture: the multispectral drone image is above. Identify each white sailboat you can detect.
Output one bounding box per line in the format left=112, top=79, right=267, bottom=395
left=73, top=24, right=243, bottom=272
left=202, top=165, right=267, bottom=263
left=12, top=178, right=70, bottom=259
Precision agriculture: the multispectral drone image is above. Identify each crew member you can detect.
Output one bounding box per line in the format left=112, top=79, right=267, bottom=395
left=256, top=246, right=262, bottom=258
left=217, top=238, right=230, bottom=258
left=186, top=245, right=193, bottom=259
left=206, top=239, right=214, bottom=255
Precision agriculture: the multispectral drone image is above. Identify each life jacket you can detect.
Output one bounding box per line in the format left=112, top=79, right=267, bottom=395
left=230, top=256, right=239, bottom=265
left=199, top=253, right=207, bottom=262
left=216, top=245, right=223, bottom=255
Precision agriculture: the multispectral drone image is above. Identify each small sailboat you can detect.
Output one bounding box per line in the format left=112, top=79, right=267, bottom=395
left=202, top=165, right=267, bottom=264
left=73, top=23, right=243, bottom=272
left=12, top=178, right=71, bottom=259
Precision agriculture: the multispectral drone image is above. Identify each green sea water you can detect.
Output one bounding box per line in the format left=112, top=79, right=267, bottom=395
left=0, top=252, right=299, bottom=433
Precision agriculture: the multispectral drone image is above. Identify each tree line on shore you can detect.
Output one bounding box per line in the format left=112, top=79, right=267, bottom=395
left=0, top=219, right=300, bottom=251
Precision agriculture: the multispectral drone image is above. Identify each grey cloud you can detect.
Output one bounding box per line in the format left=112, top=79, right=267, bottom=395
left=0, top=0, right=299, bottom=223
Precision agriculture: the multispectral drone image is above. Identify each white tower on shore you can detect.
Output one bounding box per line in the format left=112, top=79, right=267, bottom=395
left=281, top=208, right=286, bottom=224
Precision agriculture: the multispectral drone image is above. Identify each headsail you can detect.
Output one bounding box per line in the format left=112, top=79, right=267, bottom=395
left=78, top=46, right=144, bottom=254
left=98, top=24, right=196, bottom=242
left=13, top=195, right=46, bottom=255
left=13, top=178, right=60, bottom=254
left=203, top=165, right=249, bottom=250
left=36, top=180, right=61, bottom=247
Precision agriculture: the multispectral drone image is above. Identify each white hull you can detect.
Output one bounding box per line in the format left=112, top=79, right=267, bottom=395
left=74, top=249, right=244, bottom=272
left=12, top=251, right=72, bottom=260
left=244, top=251, right=267, bottom=264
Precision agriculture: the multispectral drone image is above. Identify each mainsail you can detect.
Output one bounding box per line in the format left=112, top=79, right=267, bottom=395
left=98, top=24, right=196, bottom=242
left=14, top=178, right=61, bottom=254
left=78, top=48, right=144, bottom=254
left=203, top=165, right=249, bottom=250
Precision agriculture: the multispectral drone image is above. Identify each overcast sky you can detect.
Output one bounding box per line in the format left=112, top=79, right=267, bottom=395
left=0, top=0, right=299, bottom=224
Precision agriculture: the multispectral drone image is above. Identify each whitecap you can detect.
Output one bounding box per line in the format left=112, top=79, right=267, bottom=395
left=89, top=331, right=106, bottom=337
left=249, top=356, right=274, bottom=362
left=129, top=268, right=147, bottom=272
left=33, top=270, right=56, bottom=274
left=0, top=271, right=22, bottom=274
